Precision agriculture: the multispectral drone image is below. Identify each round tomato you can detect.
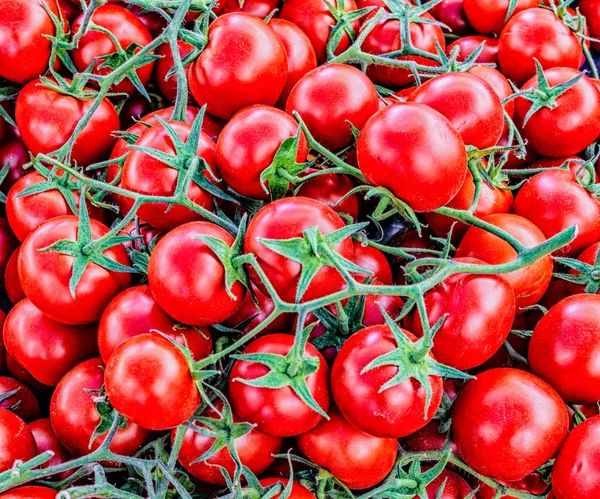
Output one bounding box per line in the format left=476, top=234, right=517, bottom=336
left=0, top=487, right=57, bottom=499
left=28, top=418, right=72, bottom=478
left=446, top=35, right=499, bottom=64
left=254, top=478, right=315, bottom=499
left=4, top=247, right=25, bottom=305
left=216, top=0, right=281, bottom=17
left=0, top=310, right=5, bottom=374
left=530, top=156, right=598, bottom=184
left=429, top=0, right=473, bottom=36
left=0, top=408, right=37, bottom=473
left=352, top=240, right=393, bottom=285
left=0, top=218, right=18, bottom=289
left=463, top=0, right=537, bottom=35
left=566, top=241, right=600, bottom=294
left=469, top=64, right=515, bottom=122
left=154, top=40, right=194, bottom=103
left=580, top=0, right=600, bottom=52
left=297, top=173, right=359, bottom=220
left=0, top=377, right=39, bottom=423
left=424, top=468, right=473, bottom=498
left=0, top=134, right=29, bottom=193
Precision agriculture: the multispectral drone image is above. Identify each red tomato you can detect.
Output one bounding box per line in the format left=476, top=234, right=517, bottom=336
left=4, top=299, right=98, bottom=387
left=476, top=473, right=549, bottom=499
left=189, top=13, right=288, bottom=120
left=498, top=9, right=583, bottom=86
left=217, top=0, right=281, bottom=18
left=429, top=0, right=473, bottom=36
left=452, top=368, right=568, bottom=482
left=513, top=169, right=600, bottom=256
left=5, top=354, right=49, bottom=395
left=19, top=216, right=132, bottom=325
left=297, top=408, right=397, bottom=490
left=0, top=218, right=18, bottom=291
left=425, top=468, right=473, bottom=498
left=0, top=487, right=57, bottom=499
left=0, top=377, right=39, bottom=423
left=4, top=247, right=25, bottom=305
left=0, top=0, right=62, bottom=84
left=580, top=0, right=600, bottom=52
left=105, top=334, right=200, bottom=430
left=0, top=311, right=5, bottom=374
left=531, top=156, right=598, bottom=183
left=0, top=408, right=37, bottom=473
left=455, top=213, right=553, bottom=311
left=514, top=68, right=600, bottom=158
left=57, top=0, right=79, bottom=21
left=148, top=221, right=246, bottom=326
left=255, top=478, right=315, bottom=499
left=567, top=241, right=600, bottom=294
left=29, top=418, right=72, bottom=478
left=0, top=134, right=29, bottom=193
left=351, top=240, right=393, bottom=285
left=72, top=5, right=154, bottom=95
left=50, top=358, right=150, bottom=456
left=402, top=419, right=459, bottom=456
left=497, top=129, right=538, bottom=170
left=552, top=415, right=600, bottom=499
left=463, top=0, right=537, bottom=35
left=357, top=103, right=468, bottom=212
left=297, top=173, right=359, bottom=220
left=446, top=36, right=498, bottom=64
left=286, top=64, right=379, bottom=151
left=128, top=4, right=166, bottom=37
left=154, top=40, right=194, bottom=103
left=469, top=65, right=515, bottom=122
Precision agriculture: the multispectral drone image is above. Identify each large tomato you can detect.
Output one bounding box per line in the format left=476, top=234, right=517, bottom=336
left=357, top=103, right=468, bottom=212
left=0, top=408, right=37, bottom=473
left=188, top=13, right=288, bottom=120
left=452, top=368, right=568, bottom=482
left=28, top=418, right=72, bottom=477
left=463, top=0, right=537, bottom=35
left=297, top=408, right=398, bottom=490
left=286, top=64, right=378, bottom=151
left=50, top=358, right=150, bottom=456
left=19, top=216, right=132, bottom=325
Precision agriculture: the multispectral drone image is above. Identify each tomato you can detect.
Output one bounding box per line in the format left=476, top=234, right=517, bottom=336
left=50, top=358, right=150, bottom=456
left=580, top=0, right=600, bottom=52
left=0, top=134, right=29, bottom=193
left=4, top=298, right=98, bottom=387
left=57, top=0, right=79, bottom=21
left=255, top=478, right=315, bottom=499
left=0, top=218, right=18, bottom=290
left=105, top=334, right=200, bottom=430
left=497, top=129, right=538, bottom=170
left=286, top=64, right=378, bottom=151
left=297, top=408, right=397, bottom=490
left=128, top=4, right=166, bottom=37
left=402, top=419, right=459, bottom=456
left=4, top=247, right=25, bottom=305
left=216, top=106, right=308, bottom=199
left=498, top=9, right=583, bottom=86
left=297, top=173, right=359, bottom=220
left=409, top=72, right=504, bottom=149
left=463, top=0, right=537, bottom=35
left=175, top=400, right=282, bottom=485
left=351, top=240, right=393, bottom=285
left=29, top=418, right=72, bottom=478
left=280, top=0, right=358, bottom=64
left=531, top=156, right=598, bottom=184
left=455, top=214, right=553, bottom=311
left=429, top=0, right=473, bottom=37
left=0, top=487, right=56, bottom=499
left=15, top=78, right=119, bottom=166
left=0, top=311, right=5, bottom=374
left=552, top=414, right=600, bottom=499
left=0, top=408, right=37, bottom=473
left=154, top=40, right=194, bottom=103
left=476, top=473, right=549, bottom=499
left=149, top=221, right=245, bottom=326
left=19, top=216, right=132, bottom=325
left=566, top=241, right=600, bottom=295
left=446, top=35, right=499, bottom=64
left=514, top=68, right=600, bottom=158
left=244, top=197, right=354, bottom=303
left=452, top=368, right=568, bottom=482
left=189, top=13, right=287, bottom=120
left=424, top=468, right=473, bottom=498
left=513, top=169, right=600, bottom=256
left=0, top=0, right=62, bottom=84
left=357, top=103, right=468, bottom=212
left=469, top=65, right=515, bottom=122
left=268, top=19, right=318, bottom=106
left=0, top=377, right=39, bottom=423
left=216, top=0, right=281, bottom=18
left=72, top=5, right=154, bottom=95
left=98, top=285, right=212, bottom=363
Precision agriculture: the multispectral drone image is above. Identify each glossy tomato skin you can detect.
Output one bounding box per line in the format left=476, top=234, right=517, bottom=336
left=148, top=222, right=246, bottom=326
left=446, top=35, right=498, bottom=64
left=189, top=13, right=288, bottom=120
left=217, top=0, right=281, bottom=17
left=98, top=285, right=212, bottom=363
left=105, top=334, right=200, bottom=430
left=175, top=401, right=282, bottom=485
left=580, top=0, right=600, bottom=52
left=529, top=294, right=600, bottom=404
left=244, top=198, right=354, bottom=303
left=29, top=418, right=72, bottom=478
left=5, top=247, right=25, bottom=304
left=50, top=358, right=150, bottom=456
left=463, top=0, right=537, bottom=35
left=513, top=169, right=600, bottom=257
left=0, top=0, right=62, bottom=84
left=0, top=377, right=39, bottom=423
left=296, top=173, right=359, bottom=220
left=286, top=64, right=379, bottom=151
left=455, top=214, right=553, bottom=311
left=229, top=334, right=330, bottom=437
left=567, top=241, right=600, bottom=295
left=0, top=134, right=29, bottom=193
left=429, top=0, right=473, bottom=36
left=4, top=299, right=98, bottom=387
left=552, top=415, right=600, bottom=499
left=0, top=486, right=57, bottom=499
left=15, top=78, right=119, bottom=166
left=121, top=120, right=218, bottom=229
left=425, top=468, right=473, bottom=498
left=297, top=408, right=398, bottom=490
left=469, top=65, right=515, bottom=122
left=0, top=408, right=37, bottom=473
left=514, top=68, right=600, bottom=158
left=498, top=9, right=583, bottom=86
left=72, top=5, right=154, bottom=95
left=255, top=478, right=315, bottom=499
left=0, top=218, right=19, bottom=290
left=216, top=106, right=308, bottom=199
left=357, top=103, right=468, bottom=212
left=452, top=368, right=568, bottom=482
left=19, top=216, right=132, bottom=325
left=0, top=311, right=5, bottom=374
left=352, top=240, right=393, bottom=285
left=154, top=40, right=194, bottom=103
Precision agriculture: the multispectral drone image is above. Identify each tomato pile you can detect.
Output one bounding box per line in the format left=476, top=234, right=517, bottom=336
left=0, top=0, right=599, bottom=497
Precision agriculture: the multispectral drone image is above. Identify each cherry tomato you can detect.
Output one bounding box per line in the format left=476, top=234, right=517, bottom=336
left=463, top=0, right=537, bottom=35
left=0, top=408, right=37, bottom=473
left=425, top=468, right=473, bottom=498
left=297, top=173, right=359, bottom=220
left=217, top=0, right=281, bottom=18
left=0, top=134, right=29, bottom=193
left=469, top=65, right=515, bottom=122
left=351, top=240, right=393, bottom=285
left=0, top=487, right=57, bottom=499
left=580, top=0, right=600, bottom=52
left=402, top=419, right=459, bottom=456
left=566, top=241, right=600, bottom=295
left=0, top=311, right=5, bottom=374
left=254, top=478, right=315, bottom=499
left=28, top=418, right=72, bottom=478
left=0, top=377, right=39, bottom=423
left=446, top=35, right=499, bottom=64
left=429, top=0, right=473, bottom=36
left=154, top=40, right=194, bottom=103
left=4, top=247, right=25, bottom=305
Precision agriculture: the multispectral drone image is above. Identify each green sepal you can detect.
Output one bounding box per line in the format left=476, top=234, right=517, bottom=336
left=88, top=386, right=128, bottom=449
left=554, top=252, right=600, bottom=294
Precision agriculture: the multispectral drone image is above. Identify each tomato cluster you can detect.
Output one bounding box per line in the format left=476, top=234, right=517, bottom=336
left=0, top=0, right=599, bottom=498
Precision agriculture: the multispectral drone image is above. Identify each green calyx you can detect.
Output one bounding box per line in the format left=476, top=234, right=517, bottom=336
left=325, top=0, right=374, bottom=60
left=87, top=385, right=128, bottom=449
left=554, top=250, right=600, bottom=294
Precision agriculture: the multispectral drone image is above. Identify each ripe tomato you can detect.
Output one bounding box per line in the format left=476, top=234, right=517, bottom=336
left=566, top=241, right=600, bottom=295
left=463, top=0, right=537, bottom=35
left=4, top=298, right=98, bottom=387
left=0, top=0, right=62, bottom=84
left=4, top=247, right=25, bottom=305
left=552, top=415, right=600, bottom=499
left=514, top=68, right=600, bottom=158
left=409, top=72, right=504, bottom=149
left=0, top=218, right=18, bottom=290
left=50, top=358, right=150, bottom=456
left=476, top=473, right=549, bottom=499
left=530, top=156, right=598, bottom=183
left=149, top=221, right=245, bottom=326
left=154, top=40, right=194, bottom=103
left=469, top=65, right=515, bottom=122
left=0, top=487, right=56, bottom=499
left=297, top=408, right=397, bottom=490
left=429, top=0, right=473, bottom=37
left=72, top=5, right=154, bottom=95
left=19, top=216, right=132, bottom=325
left=297, top=173, right=359, bottom=220
left=455, top=213, right=552, bottom=311
left=254, top=478, right=315, bottom=499
left=0, top=377, right=39, bottom=423
left=105, top=334, right=200, bottom=430
left=286, top=64, right=378, bottom=151
left=351, top=240, right=393, bottom=285
left=580, top=0, right=600, bottom=52
left=357, top=103, right=468, bottom=212
left=216, top=0, right=281, bottom=17
left=0, top=134, right=29, bottom=193
left=446, top=35, right=498, bottom=64
left=424, top=468, right=473, bottom=498
left=189, top=13, right=287, bottom=120
left=498, top=9, right=583, bottom=86
left=216, top=106, right=308, bottom=199
left=0, top=310, right=5, bottom=374
left=402, top=418, right=459, bottom=456
left=0, top=408, right=37, bottom=473
left=452, top=368, right=568, bottom=482
left=28, top=418, right=72, bottom=478
left=244, top=197, right=354, bottom=303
